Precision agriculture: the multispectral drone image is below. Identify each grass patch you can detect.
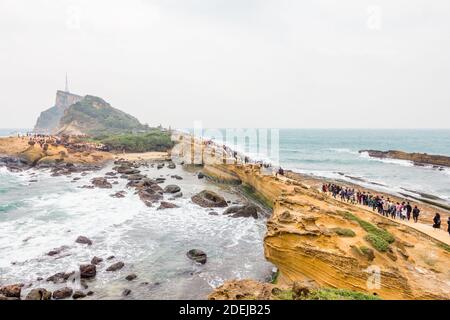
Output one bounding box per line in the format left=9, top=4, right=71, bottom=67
left=307, top=288, right=381, bottom=300
left=438, top=242, right=450, bottom=253
left=332, top=227, right=356, bottom=237
left=344, top=212, right=395, bottom=244
left=274, top=290, right=293, bottom=300
left=365, top=234, right=389, bottom=252
left=85, top=129, right=174, bottom=153
left=241, top=184, right=273, bottom=209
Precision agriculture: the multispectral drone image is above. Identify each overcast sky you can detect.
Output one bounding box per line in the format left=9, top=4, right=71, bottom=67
left=1, top=0, right=449, bottom=129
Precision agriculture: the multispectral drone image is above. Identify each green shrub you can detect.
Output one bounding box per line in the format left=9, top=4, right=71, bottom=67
left=365, top=234, right=390, bottom=252
left=91, top=130, right=174, bottom=153
left=344, top=212, right=394, bottom=243
left=274, top=289, right=293, bottom=300
left=332, top=228, right=356, bottom=237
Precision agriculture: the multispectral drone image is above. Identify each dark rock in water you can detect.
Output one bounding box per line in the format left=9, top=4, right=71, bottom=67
left=80, top=185, right=95, bottom=189
left=0, top=284, right=23, bottom=298
left=47, top=245, right=69, bottom=256
left=138, top=188, right=163, bottom=207
left=91, top=177, right=112, bottom=189
left=111, top=191, right=126, bottom=198
left=125, top=274, right=137, bottom=281
left=80, top=264, right=96, bottom=279
left=122, top=289, right=132, bottom=296
left=155, top=177, right=165, bottom=184
left=171, top=175, right=183, bottom=180
left=46, top=271, right=75, bottom=283
left=223, top=205, right=258, bottom=219
left=158, top=201, right=179, bottom=210
left=29, top=179, right=38, bottom=183
left=91, top=256, right=103, bottom=265
left=169, top=192, right=183, bottom=200
left=115, top=166, right=140, bottom=175
left=164, top=185, right=181, bottom=194
left=124, top=174, right=146, bottom=181
left=106, top=261, right=125, bottom=271
left=167, top=163, right=176, bottom=169
left=87, top=291, right=94, bottom=296
left=52, top=287, right=73, bottom=300
left=197, top=172, right=205, bottom=179
left=25, top=288, right=52, bottom=300
left=191, top=190, right=228, bottom=208
left=208, top=211, right=219, bottom=216
left=113, top=181, right=119, bottom=185
left=157, top=163, right=164, bottom=169
left=72, top=291, right=87, bottom=299
left=75, top=236, right=93, bottom=245
left=186, top=249, right=207, bottom=264
left=107, top=255, right=115, bottom=260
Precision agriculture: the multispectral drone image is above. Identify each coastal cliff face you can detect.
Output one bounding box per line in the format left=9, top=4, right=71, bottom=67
left=34, top=91, right=83, bottom=134
left=360, top=150, right=450, bottom=168
left=202, top=163, right=450, bottom=300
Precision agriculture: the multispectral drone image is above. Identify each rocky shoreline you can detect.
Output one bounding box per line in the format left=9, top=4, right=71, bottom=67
left=0, top=148, right=272, bottom=300
left=360, top=149, right=450, bottom=170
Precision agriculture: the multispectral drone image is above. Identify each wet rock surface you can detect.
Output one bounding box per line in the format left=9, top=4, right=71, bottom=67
left=191, top=190, right=228, bottom=208
left=186, top=249, right=207, bottom=264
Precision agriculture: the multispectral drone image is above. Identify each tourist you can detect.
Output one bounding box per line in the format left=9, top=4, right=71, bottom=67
left=412, top=206, right=420, bottom=223
left=447, top=216, right=450, bottom=236
left=432, top=213, right=441, bottom=229
left=405, top=202, right=412, bottom=221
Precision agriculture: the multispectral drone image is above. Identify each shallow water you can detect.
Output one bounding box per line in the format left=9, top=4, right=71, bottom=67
left=0, top=163, right=273, bottom=299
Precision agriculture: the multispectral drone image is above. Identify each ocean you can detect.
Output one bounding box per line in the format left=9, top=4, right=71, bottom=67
left=193, top=129, right=450, bottom=204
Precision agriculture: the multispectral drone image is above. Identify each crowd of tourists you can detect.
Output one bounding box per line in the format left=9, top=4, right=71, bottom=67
left=322, top=183, right=450, bottom=235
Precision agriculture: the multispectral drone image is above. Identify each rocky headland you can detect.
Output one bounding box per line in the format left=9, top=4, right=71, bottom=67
left=360, top=149, right=450, bottom=169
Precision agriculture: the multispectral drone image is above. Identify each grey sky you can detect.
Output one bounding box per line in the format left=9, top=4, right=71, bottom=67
left=1, top=0, right=449, bottom=129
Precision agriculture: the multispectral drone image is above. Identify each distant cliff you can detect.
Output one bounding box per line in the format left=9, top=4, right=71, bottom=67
left=359, top=150, right=450, bottom=168
left=56, top=95, right=147, bottom=136
left=34, top=91, right=83, bottom=134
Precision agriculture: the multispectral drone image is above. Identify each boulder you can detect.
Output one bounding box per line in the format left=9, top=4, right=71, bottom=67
left=52, top=287, right=73, bottom=300
left=122, top=289, right=132, bottom=296
left=158, top=201, right=180, bottom=210
left=46, top=271, right=75, bottom=283
left=91, top=177, right=112, bottom=189
left=0, top=284, right=23, bottom=298
left=170, top=192, right=183, bottom=199
left=25, top=288, right=52, bottom=300
left=223, top=205, right=258, bottom=219
left=171, top=175, right=183, bottom=180
left=157, top=163, right=164, bottom=169
left=47, top=245, right=69, bottom=256
left=167, top=163, right=176, bottom=169
left=191, top=190, right=228, bottom=208
left=164, top=185, right=181, bottom=194
left=91, top=256, right=103, bottom=265
left=115, top=166, right=140, bottom=175
left=125, top=274, right=137, bottom=281
left=292, top=280, right=318, bottom=300
left=80, top=264, right=97, bottom=279
left=197, top=172, right=205, bottom=179
left=186, top=249, right=207, bottom=264
left=106, top=261, right=125, bottom=272
left=124, top=174, right=146, bottom=181
left=72, top=291, right=87, bottom=299
left=75, top=236, right=93, bottom=246
left=138, top=188, right=163, bottom=207
left=111, top=191, right=126, bottom=198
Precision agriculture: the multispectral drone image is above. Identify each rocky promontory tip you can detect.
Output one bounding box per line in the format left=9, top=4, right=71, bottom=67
left=360, top=149, right=450, bottom=169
